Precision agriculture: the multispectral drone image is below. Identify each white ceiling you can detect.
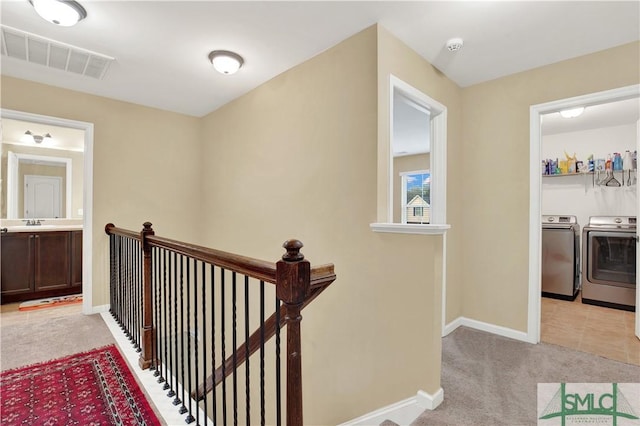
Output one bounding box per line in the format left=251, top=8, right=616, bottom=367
left=1, top=1, right=638, bottom=119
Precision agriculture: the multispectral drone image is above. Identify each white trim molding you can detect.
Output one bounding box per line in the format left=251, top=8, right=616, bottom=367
left=370, top=222, right=450, bottom=235
left=443, top=316, right=532, bottom=343
left=338, top=389, right=444, bottom=426
left=528, top=84, right=640, bottom=344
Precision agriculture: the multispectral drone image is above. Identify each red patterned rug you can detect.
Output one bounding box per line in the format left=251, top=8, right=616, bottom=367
left=0, top=345, right=160, bottom=425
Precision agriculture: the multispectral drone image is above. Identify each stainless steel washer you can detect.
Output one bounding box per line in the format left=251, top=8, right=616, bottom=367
left=582, top=216, right=636, bottom=311
left=542, top=215, right=580, bottom=300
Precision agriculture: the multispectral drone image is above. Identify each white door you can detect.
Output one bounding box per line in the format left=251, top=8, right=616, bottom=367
left=24, top=175, right=62, bottom=218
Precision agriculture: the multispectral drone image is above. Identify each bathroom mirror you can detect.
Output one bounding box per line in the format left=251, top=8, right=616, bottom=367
left=1, top=118, right=84, bottom=219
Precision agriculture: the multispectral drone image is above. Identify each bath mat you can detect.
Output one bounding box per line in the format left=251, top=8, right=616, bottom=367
left=18, top=294, right=82, bottom=311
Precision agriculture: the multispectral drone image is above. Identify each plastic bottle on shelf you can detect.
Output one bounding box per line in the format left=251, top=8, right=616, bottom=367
left=605, top=154, right=612, bottom=171
left=614, top=152, right=622, bottom=170
left=623, top=150, right=632, bottom=170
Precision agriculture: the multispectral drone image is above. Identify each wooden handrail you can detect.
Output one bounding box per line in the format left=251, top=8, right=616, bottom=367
left=147, top=235, right=278, bottom=284
left=191, top=266, right=336, bottom=401
left=106, top=224, right=277, bottom=283
left=105, top=223, right=141, bottom=241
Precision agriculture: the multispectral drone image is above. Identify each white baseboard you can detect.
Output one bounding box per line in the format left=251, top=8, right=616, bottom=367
left=88, top=304, right=110, bottom=315
left=443, top=316, right=531, bottom=343
left=338, top=388, right=444, bottom=426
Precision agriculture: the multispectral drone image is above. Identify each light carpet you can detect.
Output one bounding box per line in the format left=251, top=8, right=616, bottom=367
left=412, top=326, right=640, bottom=425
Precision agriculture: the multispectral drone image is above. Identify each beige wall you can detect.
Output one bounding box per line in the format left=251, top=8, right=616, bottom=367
left=460, top=41, right=640, bottom=331
left=377, top=26, right=465, bottom=325
left=1, top=76, right=202, bottom=306
left=199, top=25, right=444, bottom=424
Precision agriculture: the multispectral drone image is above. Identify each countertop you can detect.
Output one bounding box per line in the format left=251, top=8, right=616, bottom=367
left=2, top=225, right=83, bottom=233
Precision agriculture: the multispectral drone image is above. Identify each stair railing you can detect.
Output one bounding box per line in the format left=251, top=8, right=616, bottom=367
left=105, top=222, right=336, bottom=426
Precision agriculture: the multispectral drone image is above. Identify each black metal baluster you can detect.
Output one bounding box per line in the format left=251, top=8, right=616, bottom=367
left=163, top=249, right=170, bottom=389
left=152, top=247, right=160, bottom=377
left=172, top=252, right=181, bottom=406
left=110, top=235, right=114, bottom=316
left=116, top=236, right=122, bottom=327
left=245, top=275, right=251, bottom=426
left=133, top=239, right=138, bottom=351
left=127, top=238, right=132, bottom=341
left=186, top=258, right=198, bottom=423
left=211, top=264, right=217, bottom=424
left=157, top=249, right=166, bottom=384
left=179, top=255, right=188, bottom=415
left=275, top=297, right=281, bottom=426
left=201, top=261, right=208, bottom=425
left=221, top=268, right=227, bottom=425
left=232, top=272, right=238, bottom=426
left=189, top=258, right=198, bottom=425
left=260, top=280, right=265, bottom=426
left=137, top=239, right=142, bottom=351
left=167, top=250, right=176, bottom=398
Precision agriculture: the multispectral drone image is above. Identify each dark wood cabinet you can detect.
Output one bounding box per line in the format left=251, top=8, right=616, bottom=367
left=0, top=233, right=34, bottom=297
left=71, top=231, right=83, bottom=287
left=1, top=230, right=82, bottom=304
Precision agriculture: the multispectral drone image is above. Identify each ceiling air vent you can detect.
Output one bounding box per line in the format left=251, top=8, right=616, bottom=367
left=1, top=25, right=114, bottom=79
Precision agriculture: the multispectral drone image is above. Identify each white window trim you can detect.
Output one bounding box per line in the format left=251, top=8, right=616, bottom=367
left=371, top=74, right=448, bottom=235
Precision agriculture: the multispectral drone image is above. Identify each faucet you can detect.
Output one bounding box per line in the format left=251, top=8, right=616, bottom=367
left=23, top=219, right=43, bottom=226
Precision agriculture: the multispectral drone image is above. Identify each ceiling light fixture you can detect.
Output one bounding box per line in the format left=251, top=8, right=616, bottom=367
left=29, top=0, right=87, bottom=27
left=559, top=107, right=585, bottom=118
left=25, top=130, right=52, bottom=144
left=208, top=50, right=244, bottom=75
left=446, top=38, right=464, bottom=52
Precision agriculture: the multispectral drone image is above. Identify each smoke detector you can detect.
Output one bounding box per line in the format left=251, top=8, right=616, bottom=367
left=446, top=38, right=464, bottom=52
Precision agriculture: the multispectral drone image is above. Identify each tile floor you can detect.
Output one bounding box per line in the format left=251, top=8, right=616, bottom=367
left=541, top=292, right=639, bottom=366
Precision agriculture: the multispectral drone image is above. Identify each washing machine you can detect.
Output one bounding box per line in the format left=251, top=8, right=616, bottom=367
left=542, top=215, right=580, bottom=300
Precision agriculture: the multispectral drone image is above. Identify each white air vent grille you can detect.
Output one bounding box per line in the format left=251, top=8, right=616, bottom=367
left=1, top=25, right=114, bottom=79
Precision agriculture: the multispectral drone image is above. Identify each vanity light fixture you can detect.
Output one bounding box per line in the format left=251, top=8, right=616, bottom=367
left=29, top=0, right=87, bottom=27
left=559, top=107, right=585, bottom=118
left=25, top=130, right=52, bottom=144
left=208, top=50, right=244, bottom=75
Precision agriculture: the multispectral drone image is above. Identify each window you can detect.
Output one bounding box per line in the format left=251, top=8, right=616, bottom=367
left=401, top=170, right=430, bottom=224
left=370, top=75, right=448, bottom=235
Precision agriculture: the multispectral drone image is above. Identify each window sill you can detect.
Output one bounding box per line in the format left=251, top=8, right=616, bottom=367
left=369, top=223, right=451, bottom=235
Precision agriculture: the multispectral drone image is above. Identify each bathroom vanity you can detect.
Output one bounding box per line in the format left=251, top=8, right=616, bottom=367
left=1, top=226, right=82, bottom=304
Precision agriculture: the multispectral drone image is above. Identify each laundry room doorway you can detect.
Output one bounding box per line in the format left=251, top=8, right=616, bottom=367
left=529, top=85, right=640, bottom=354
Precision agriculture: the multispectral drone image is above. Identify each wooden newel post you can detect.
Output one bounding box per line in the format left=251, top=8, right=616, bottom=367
left=139, top=222, right=155, bottom=370
left=276, top=239, right=310, bottom=426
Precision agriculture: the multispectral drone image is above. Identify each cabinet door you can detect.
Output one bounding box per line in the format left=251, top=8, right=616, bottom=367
left=34, top=232, right=71, bottom=291
left=1, top=233, right=34, bottom=296
left=71, top=231, right=83, bottom=287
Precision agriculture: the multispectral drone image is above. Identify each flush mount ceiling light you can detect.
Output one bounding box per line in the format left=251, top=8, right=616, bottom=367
left=208, top=50, right=244, bottom=75
left=29, top=0, right=87, bottom=27
left=559, top=107, right=585, bottom=118
left=25, top=130, right=52, bottom=144
left=446, top=38, right=464, bottom=52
